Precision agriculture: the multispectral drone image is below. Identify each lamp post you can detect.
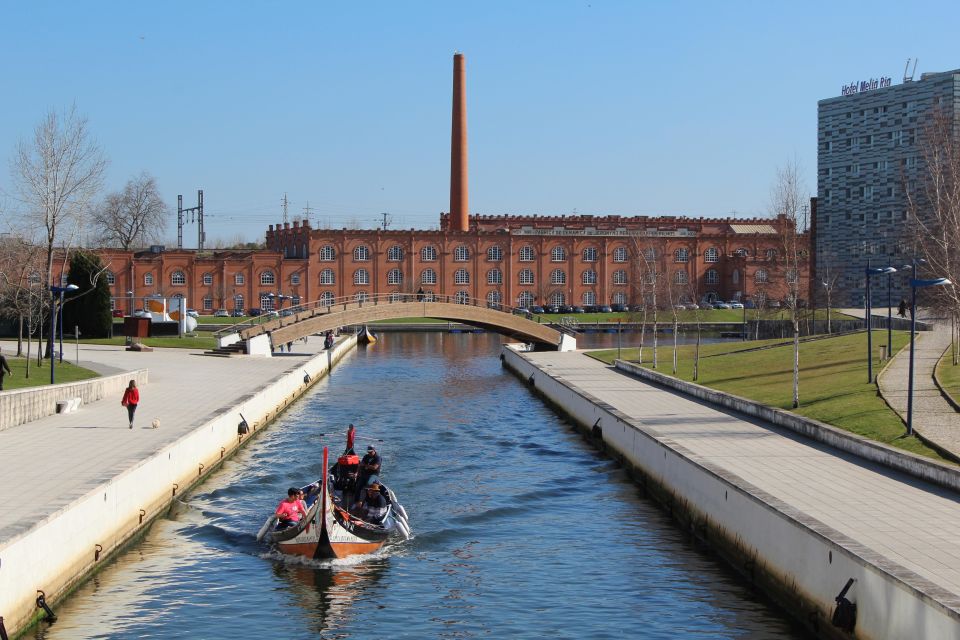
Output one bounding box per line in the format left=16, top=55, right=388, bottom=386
left=127, top=290, right=134, bottom=316
left=49, top=284, right=79, bottom=384
left=821, top=280, right=831, bottom=334
left=865, top=263, right=897, bottom=381
left=906, top=269, right=952, bottom=435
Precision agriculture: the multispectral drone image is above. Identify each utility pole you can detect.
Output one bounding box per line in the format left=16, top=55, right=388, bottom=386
left=303, top=201, right=315, bottom=225
left=177, top=190, right=204, bottom=250
left=380, top=212, right=392, bottom=230
left=282, top=193, right=289, bottom=224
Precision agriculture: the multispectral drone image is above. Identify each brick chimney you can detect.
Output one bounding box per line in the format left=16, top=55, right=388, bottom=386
left=450, top=53, right=469, bottom=232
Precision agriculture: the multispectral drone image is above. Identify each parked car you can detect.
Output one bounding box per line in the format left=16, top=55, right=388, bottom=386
left=713, top=302, right=731, bottom=309
left=186, top=309, right=199, bottom=319
left=744, top=300, right=757, bottom=309
left=560, top=305, right=575, bottom=314
left=544, top=305, right=560, bottom=314
left=629, top=304, right=645, bottom=312
left=728, top=301, right=744, bottom=309
left=611, top=304, right=628, bottom=313
left=231, top=310, right=245, bottom=317
left=572, top=306, right=586, bottom=314
left=598, top=305, right=613, bottom=313
left=685, top=303, right=700, bottom=310
left=213, top=309, right=229, bottom=317
left=530, top=305, right=545, bottom=314
left=249, top=308, right=263, bottom=316
left=768, top=300, right=781, bottom=309
left=112, top=309, right=124, bottom=318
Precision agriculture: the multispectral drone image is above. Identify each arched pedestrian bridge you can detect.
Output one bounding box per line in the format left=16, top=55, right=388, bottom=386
left=213, top=294, right=576, bottom=356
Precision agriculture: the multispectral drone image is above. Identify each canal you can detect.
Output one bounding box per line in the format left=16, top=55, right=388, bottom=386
left=34, top=333, right=809, bottom=639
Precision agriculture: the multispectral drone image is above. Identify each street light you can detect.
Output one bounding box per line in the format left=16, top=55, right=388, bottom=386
left=865, top=261, right=898, bottom=381
left=49, top=284, right=79, bottom=384
left=821, top=280, right=831, bottom=334
left=906, top=269, right=952, bottom=435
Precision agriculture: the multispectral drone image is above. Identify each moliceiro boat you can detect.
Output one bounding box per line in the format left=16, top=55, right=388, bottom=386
left=358, top=325, right=377, bottom=345
left=259, top=447, right=410, bottom=559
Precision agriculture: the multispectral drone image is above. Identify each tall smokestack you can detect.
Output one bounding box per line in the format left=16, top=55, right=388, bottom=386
left=450, top=52, right=469, bottom=232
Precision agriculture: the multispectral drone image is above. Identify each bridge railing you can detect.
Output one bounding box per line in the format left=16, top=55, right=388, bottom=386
left=213, top=293, right=547, bottom=339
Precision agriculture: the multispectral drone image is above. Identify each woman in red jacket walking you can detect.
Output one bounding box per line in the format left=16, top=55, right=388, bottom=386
left=122, top=380, right=140, bottom=429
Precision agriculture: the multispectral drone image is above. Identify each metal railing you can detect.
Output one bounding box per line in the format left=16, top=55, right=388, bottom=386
left=213, top=293, right=548, bottom=339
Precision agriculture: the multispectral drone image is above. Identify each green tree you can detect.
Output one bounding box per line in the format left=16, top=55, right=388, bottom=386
left=61, top=250, right=112, bottom=338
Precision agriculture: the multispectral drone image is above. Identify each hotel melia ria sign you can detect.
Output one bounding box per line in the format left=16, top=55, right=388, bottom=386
left=841, top=77, right=892, bottom=96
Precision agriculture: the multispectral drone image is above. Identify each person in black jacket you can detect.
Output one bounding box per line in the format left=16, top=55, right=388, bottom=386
left=0, top=347, right=11, bottom=391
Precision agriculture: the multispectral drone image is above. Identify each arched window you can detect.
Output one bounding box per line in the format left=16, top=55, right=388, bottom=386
left=144, top=272, right=154, bottom=286
left=582, top=291, right=596, bottom=306
left=355, top=291, right=369, bottom=303
left=320, top=269, right=335, bottom=285
left=319, top=291, right=335, bottom=306
left=260, top=271, right=275, bottom=285
left=387, top=268, right=403, bottom=285
left=202, top=296, right=213, bottom=311
left=389, top=292, right=405, bottom=302
left=354, top=269, right=370, bottom=285
left=171, top=270, right=186, bottom=285
left=454, top=269, right=470, bottom=284
left=766, top=249, right=778, bottom=260
left=421, top=269, right=437, bottom=285
left=674, top=248, right=689, bottom=263
left=551, top=269, right=566, bottom=285
left=354, top=245, right=370, bottom=261
left=319, top=245, right=335, bottom=261
left=517, top=291, right=535, bottom=308
left=582, top=247, right=598, bottom=262
left=200, top=272, right=212, bottom=286
left=487, top=269, right=502, bottom=285
left=519, top=269, right=535, bottom=285
left=613, top=247, right=628, bottom=263
left=643, top=247, right=656, bottom=261
left=735, top=248, right=749, bottom=257
left=732, top=269, right=740, bottom=284
left=550, top=292, right=566, bottom=306
left=233, top=294, right=244, bottom=311
left=551, top=246, right=566, bottom=262
left=290, top=273, right=301, bottom=285
left=644, top=271, right=656, bottom=285
left=705, top=268, right=719, bottom=284
left=786, top=268, right=799, bottom=284
left=613, top=270, right=627, bottom=285
left=387, top=245, right=403, bottom=261
left=454, top=245, right=470, bottom=261
left=704, top=247, right=719, bottom=263
left=674, top=270, right=689, bottom=284
left=234, top=273, right=245, bottom=285
left=260, top=293, right=274, bottom=311
left=612, top=292, right=627, bottom=305
left=487, top=291, right=502, bottom=306
left=755, top=269, right=769, bottom=283
left=106, top=271, right=116, bottom=285
left=454, top=290, right=470, bottom=304
left=487, top=246, right=503, bottom=261
left=519, top=246, right=535, bottom=262
left=582, top=270, right=597, bottom=285
left=420, top=245, right=437, bottom=261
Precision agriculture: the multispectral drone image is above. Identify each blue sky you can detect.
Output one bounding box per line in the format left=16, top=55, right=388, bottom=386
left=1, top=1, right=957, bottom=245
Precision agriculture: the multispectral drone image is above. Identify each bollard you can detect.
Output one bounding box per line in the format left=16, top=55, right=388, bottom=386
left=0, top=615, right=8, bottom=640
left=172, top=483, right=179, bottom=497
left=139, top=509, right=146, bottom=524
left=94, top=544, right=103, bottom=561
left=198, top=463, right=204, bottom=477
left=35, top=591, right=57, bottom=622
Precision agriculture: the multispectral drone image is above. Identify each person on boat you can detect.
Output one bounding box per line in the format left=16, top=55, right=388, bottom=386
left=275, top=487, right=308, bottom=529
left=345, top=423, right=356, bottom=455
left=354, top=483, right=388, bottom=523
left=354, top=445, right=382, bottom=501
left=298, top=489, right=309, bottom=512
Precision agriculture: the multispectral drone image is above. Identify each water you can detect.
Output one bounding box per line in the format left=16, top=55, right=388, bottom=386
left=34, top=333, right=809, bottom=639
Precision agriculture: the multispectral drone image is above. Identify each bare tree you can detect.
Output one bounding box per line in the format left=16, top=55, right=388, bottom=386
left=8, top=105, right=107, bottom=356
left=770, top=160, right=808, bottom=408
left=818, top=254, right=841, bottom=335
left=92, top=172, right=168, bottom=250
left=630, top=236, right=663, bottom=369
left=905, top=109, right=960, bottom=361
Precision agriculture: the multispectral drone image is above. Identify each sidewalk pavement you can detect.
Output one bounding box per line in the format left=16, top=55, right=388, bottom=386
left=527, top=350, right=960, bottom=600
left=878, top=323, right=960, bottom=457
left=0, top=339, right=339, bottom=544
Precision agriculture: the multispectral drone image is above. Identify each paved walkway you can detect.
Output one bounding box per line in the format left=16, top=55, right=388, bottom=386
left=0, top=339, right=342, bottom=544
left=527, top=350, right=960, bottom=602
left=878, top=323, right=960, bottom=456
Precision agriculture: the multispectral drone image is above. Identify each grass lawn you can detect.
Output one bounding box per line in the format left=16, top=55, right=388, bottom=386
left=535, top=309, right=855, bottom=324
left=588, top=331, right=949, bottom=461
left=0, top=354, right=100, bottom=390
left=81, top=336, right=217, bottom=350
left=936, top=345, right=960, bottom=406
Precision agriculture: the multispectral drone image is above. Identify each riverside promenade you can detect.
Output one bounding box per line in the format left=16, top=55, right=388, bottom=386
left=509, top=347, right=960, bottom=639
left=0, top=337, right=353, bottom=635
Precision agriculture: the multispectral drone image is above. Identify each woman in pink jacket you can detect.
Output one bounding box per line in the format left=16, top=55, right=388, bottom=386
left=121, top=380, right=140, bottom=429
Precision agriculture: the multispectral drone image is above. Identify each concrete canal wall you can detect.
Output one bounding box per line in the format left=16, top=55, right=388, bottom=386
left=501, top=344, right=959, bottom=640
left=0, top=336, right=356, bottom=637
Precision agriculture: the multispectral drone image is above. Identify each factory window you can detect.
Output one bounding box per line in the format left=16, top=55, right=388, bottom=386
left=550, top=292, right=566, bottom=307
left=387, top=268, right=403, bottom=285
left=705, top=269, right=719, bottom=285
left=318, top=292, right=335, bottom=306
left=354, top=269, right=370, bottom=285
left=421, top=269, right=437, bottom=285
left=613, top=270, right=627, bottom=285
left=454, top=269, right=470, bottom=284
left=487, top=269, right=503, bottom=285
left=455, top=290, right=470, bottom=304
left=517, top=291, right=535, bottom=308
left=582, top=270, right=597, bottom=285
left=755, top=269, right=769, bottom=284
left=291, top=273, right=301, bottom=285
left=674, top=270, right=688, bottom=285
left=582, top=291, right=596, bottom=306
left=203, top=296, right=213, bottom=311
left=487, top=245, right=503, bottom=262
left=354, top=245, right=370, bottom=261
left=674, top=248, right=689, bottom=263
left=487, top=291, right=502, bottom=306
left=519, top=246, right=536, bottom=262
left=421, top=245, right=437, bottom=262
left=171, top=271, right=186, bottom=286
left=551, top=269, right=566, bottom=285
left=387, top=245, right=404, bottom=262
left=202, top=273, right=213, bottom=286
left=519, top=269, right=535, bottom=285
left=320, top=269, right=335, bottom=285
left=234, top=273, right=245, bottom=285
left=106, top=271, right=116, bottom=285
left=319, top=245, right=335, bottom=261
left=582, top=247, right=598, bottom=262
left=454, top=245, right=470, bottom=262
left=551, top=246, right=566, bottom=262
left=612, top=247, right=628, bottom=262
left=704, top=247, right=719, bottom=263
left=259, top=271, right=275, bottom=285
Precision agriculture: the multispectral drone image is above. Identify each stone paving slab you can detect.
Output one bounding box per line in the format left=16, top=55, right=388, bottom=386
left=878, top=323, right=960, bottom=458
left=526, top=350, right=960, bottom=598
left=0, top=339, right=340, bottom=543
